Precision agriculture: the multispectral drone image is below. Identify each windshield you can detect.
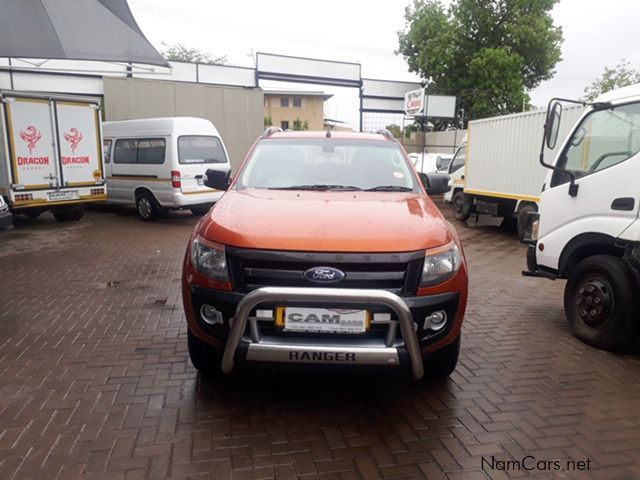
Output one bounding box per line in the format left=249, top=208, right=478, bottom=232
left=235, top=138, right=419, bottom=191
left=449, top=145, right=466, bottom=173
left=178, top=136, right=227, bottom=164
left=552, top=102, right=640, bottom=187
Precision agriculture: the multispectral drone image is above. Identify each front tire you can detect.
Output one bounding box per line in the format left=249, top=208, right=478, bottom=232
left=187, top=330, right=222, bottom=376
left=423, top=335, right=460, bottom=380
left=564, top=255, right=638, bottom=351
left=136, top=193, right=160, bottom=221
left=451, top=191, right=470, bottom=221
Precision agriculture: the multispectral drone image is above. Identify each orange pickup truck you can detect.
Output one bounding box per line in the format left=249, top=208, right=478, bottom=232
left=182, top=128, right=468, bottom=380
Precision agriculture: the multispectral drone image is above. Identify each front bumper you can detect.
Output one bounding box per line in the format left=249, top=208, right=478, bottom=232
left=187, top=285, right=461, bottom=379
left=222, top=287, right=425, bottom=379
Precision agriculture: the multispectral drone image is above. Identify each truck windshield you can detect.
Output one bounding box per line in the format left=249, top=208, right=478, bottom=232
left=235, top=139, right=418, bottom=191
left=178, top=136, right=227, bottom=164
left=449, top=145, right=466, bottom=173
left=553, top=102, right=640, bottom=185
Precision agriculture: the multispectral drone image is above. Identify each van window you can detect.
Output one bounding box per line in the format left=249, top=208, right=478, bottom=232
left=178, top=136, right=227, bottom=164
left=114, top=138, right=166, bottom=164
left=103, top=139, right=112, bottom=164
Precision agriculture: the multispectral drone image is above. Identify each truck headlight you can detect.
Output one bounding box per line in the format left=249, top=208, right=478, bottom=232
left=191, top=236, right=229, bottom=281
left=420, top=241, right=461, bottom=286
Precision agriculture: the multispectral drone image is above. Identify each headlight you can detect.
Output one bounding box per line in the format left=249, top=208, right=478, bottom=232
left=420, top=241, right=461, bottom=286
left=190, top=236, right=229, bottom=281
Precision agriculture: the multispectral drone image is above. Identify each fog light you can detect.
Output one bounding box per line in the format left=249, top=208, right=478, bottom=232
left=200, top=304, right=223, bottom=325
left=424, top=310, right=447, bottom=331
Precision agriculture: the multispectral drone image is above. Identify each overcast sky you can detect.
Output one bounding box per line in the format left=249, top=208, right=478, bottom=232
left=130, top=0, right=640, bottom=129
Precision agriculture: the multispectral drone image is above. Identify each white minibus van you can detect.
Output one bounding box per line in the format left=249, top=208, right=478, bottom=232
left=102, top=117, right=230, bottom=220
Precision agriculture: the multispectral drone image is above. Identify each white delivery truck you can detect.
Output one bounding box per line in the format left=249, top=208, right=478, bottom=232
left=448, top=108, right=584, bottom=240
left=0, top=91, right=106, bottom=221
left=524, top=83, right=640, bottom=351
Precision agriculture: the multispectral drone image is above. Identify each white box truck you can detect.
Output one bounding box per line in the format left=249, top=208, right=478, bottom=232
left=449, top=107, right=584, bottom=240
left=524, top=84, right=640, bottom=351
left=0, top=91, right=106, bottom=221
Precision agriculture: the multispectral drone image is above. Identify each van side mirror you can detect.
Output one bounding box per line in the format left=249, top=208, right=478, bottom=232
left=204, top=169, right=230, bottom=191
left=420, top=172, right=450, bottom=195
left=545, top=101, right=563, bottom=149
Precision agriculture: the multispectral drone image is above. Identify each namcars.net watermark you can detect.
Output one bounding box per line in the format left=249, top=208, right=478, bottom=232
left=482, top=455, right=591, bottom=473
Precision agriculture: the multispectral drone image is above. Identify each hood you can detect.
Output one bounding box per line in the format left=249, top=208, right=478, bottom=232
left=200, top=189, right=453, bottom=252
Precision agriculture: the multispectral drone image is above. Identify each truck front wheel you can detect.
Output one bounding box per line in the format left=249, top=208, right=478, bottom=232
left=451, top=191, right=471, bottom=221
left=564, top=255, right=638, bottom=351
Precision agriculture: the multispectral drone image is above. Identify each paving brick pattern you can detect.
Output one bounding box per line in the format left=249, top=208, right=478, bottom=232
left=1, top=205, right=640, bottom=479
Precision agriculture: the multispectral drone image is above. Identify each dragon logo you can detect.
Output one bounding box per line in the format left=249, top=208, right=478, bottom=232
left=19, top=126, right=42, bottom=154
left=63, top=128, right=83, bottom=154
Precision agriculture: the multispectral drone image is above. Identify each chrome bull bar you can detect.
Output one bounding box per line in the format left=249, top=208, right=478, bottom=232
left=221, top=287, right=424, bottom=379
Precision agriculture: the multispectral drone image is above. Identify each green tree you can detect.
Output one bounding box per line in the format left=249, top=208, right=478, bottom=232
left=583, top=59, right=640, bottom=101
left=397, top=0, right=562, bottom=121
left=161, top=42, right=228, bottom=65
left=264, top=116, right=272, bottom=128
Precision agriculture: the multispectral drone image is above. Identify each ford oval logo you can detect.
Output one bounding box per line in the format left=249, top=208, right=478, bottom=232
left=303, top=266, right=346, bottom=284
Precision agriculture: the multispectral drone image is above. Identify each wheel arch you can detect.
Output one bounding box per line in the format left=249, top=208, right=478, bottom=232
left=559, top=233, right=624, bottom=275
left=133, top=186, right=161, bottom=205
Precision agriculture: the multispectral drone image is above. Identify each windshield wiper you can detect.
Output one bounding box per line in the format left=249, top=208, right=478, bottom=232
left=365, top=185, right=413, bottom=192
left=269, top=184, right=362, bottom=191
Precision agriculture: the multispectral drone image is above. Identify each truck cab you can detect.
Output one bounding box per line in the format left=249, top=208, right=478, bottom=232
left=443, top=137, right=467, bottom=215
left=525, top=84, right=640, bottom=350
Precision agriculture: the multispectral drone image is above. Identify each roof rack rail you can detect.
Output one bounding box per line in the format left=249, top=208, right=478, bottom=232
left=260, top=126, right=283, bottom=139
left=376, top=128, right=397, bottom=141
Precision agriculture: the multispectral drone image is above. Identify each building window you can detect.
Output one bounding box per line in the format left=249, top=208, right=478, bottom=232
left=281, top=121, right=289, bottom=130
left=293, top=97, right=302, bottom=107
left=280, top=97, right=289, bottom=107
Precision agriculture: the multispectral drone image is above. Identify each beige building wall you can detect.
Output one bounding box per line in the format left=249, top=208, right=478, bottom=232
left=103, top=77, right=264, bottom=172
left=264, top=94, right=327, bottom=131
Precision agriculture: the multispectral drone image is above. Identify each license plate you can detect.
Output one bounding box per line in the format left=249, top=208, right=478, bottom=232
left=280, top=307, right=368, bottom=334
left=48, top=190, right=76, bottom=201
left=197, top=177, right=204, bottom=186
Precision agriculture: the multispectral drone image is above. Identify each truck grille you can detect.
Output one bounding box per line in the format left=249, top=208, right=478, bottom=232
left=227, top=248, right=424, bottom=296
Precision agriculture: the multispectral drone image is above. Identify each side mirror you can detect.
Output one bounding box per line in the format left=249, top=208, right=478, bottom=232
left=545, top=101, right=563, bottom=149
left=420, top=172, right=451, bottom=195
left=204, top=168, right=231, bottom=191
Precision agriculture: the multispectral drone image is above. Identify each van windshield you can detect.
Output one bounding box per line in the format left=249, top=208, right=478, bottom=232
left=235, top=138, right=418, bottom=192
left=178, top=136, right=227, bottom=164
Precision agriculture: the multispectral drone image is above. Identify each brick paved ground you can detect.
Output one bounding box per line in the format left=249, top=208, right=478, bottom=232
left=1, top=204, right=640, bottom=480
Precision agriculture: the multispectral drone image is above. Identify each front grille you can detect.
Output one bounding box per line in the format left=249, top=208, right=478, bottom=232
left=227, top=247, right=424, bottom=296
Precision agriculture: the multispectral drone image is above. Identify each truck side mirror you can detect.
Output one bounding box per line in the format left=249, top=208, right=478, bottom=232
left=545, top=101, right=563, bottom=149
left=204, top=169, right=230, bottom=191
left=420, top=172, right=451, bottom=195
